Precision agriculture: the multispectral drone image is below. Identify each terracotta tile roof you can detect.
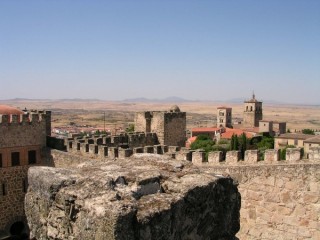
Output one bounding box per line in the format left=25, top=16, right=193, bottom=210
left=186, top=136, right=197, bottom=148
left=192, top=127, right=220, bottom=132
left=221, top=128, right=254, bottom=139
left=0, top=105, right=24, bottom=115
left=217, top=106, right=232, bottom=110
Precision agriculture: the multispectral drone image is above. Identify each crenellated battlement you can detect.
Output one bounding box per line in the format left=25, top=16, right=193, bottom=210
left=0, top=110, right=51, bottom=125
left=59, top=131, right=320, bottom=165
left=0, top=110, right=51, bottom=148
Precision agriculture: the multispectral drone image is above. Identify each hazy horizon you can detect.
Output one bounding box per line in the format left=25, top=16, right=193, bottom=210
left=1, top=1, right=319, bottom=104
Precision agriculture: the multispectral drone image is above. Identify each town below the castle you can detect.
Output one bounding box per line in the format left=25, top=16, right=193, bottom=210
left=0, top=95, right=320, bottom=240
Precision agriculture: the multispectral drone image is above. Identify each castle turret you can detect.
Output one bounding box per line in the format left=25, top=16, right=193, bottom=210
left=135, top=105, right=186, bottom=147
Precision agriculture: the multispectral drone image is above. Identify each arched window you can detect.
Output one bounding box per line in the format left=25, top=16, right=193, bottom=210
left=250, top=106, right=253, bottom=111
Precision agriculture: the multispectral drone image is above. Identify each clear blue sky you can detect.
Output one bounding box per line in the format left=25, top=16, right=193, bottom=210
left=1, top=0, right=319, bottom=104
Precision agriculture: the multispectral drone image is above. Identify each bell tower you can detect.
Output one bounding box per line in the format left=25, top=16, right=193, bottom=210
left=243, top=92, right=263, bottom=128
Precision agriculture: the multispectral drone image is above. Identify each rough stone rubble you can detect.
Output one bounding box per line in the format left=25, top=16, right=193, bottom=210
left=25, top=154, right=240, bottom=240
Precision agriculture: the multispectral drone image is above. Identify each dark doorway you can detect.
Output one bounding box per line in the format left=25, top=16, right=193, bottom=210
left=9, top=221, right=25, bottom=236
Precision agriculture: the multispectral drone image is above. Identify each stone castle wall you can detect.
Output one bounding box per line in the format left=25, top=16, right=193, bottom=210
left=0, top=111, right=51, bottom=239
left=205, top=163, right=320, bottom=240
left=163, top=112, right=186, bottom=147
left=46, top=144, right=320, bottom=240
left=134, top=110, right=186, bottom=147
left=0, top=111, right=50, bottom=148
left=0, top=166, right=30, bottom=236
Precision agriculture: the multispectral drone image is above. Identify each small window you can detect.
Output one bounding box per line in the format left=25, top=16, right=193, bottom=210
left=11, top=152, right=20, bottom=166
left=28, top=150, right=37, bottom=164
left=1, top=183, right=6, bottom=196
left=23, top=178, right=28, bottom=193
left=0, top=154, right=2, bottom=168
left=294, top=139, right=298, bottom=145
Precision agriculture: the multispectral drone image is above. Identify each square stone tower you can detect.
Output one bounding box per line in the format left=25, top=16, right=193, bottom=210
left=0, top=105, right=51, bottom=239
left=243, top=93, right=263, bottom=128
left=217, top=107, right=232, bottom=128
left=135, top=105, right=186, bottom=147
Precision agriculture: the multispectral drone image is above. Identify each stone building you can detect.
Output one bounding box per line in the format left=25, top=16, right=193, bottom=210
left=243, top=93, right=263, bottom=128
left=217, top=106, right=232, bottom=128
left=0, top=105, right=51, bottom=239
left=135, top=105, right=186, bottom=147
left=259, top=120, right=286, bottom=136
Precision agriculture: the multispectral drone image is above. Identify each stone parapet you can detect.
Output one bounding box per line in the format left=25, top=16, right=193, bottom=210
left=176, top=151, right=192, bottom=161
left=192, top=151, right=206, bottom=165
left=133, top=147, right=144, bottom=154
left=108, top=147, right=118, bottom=158
left=286, top=148, right=301, bottom=162
left=264, top=149, right=280, bottom=163
left=118, top=148, right=133, bottom=158
left=226, top=151, right=241, bottom=164
left=309, top=147, right=320, bottom=160
left=208, top=151, right=224, bottom=164
left=244, top=150, right=259, bottom=163
left=144, top=146, right=154, bottom=154
left=98, top=145, right=108, bottom=158
left=89, top=144, right=98, bottom=154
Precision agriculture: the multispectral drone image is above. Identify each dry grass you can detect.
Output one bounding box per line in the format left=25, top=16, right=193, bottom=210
left=2, top=100, right=320, bottom=132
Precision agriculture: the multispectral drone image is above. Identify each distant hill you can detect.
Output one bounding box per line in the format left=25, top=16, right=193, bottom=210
left=122, top=96, right=195, bottom=103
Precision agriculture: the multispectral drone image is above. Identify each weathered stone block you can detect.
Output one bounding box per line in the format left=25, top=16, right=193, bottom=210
left=308, top=147, right=320, bottom=161
left=226, top=151, right=240, bottom=164
left=80, top=143, right=89, bottom=153
left=98, top=145, right=108, bottom=158
left=86, top=138, right=94, bottom=144
left=245, top=150, right=259, bottom=163
left=264, top=149, right=280, bottom=163
left=144, top=146, right=154, bottom=154
left=94, top=137, right=103, bottom=145
left=153, top=144, right=163, bottom=154
left=89, top=144, right=98, bottom=154
left=286, top=148, right=301, bottom=161
left=108, top=147, right=119, bottom=158
left=208, top=151, right=224, bottom=164
left=168, top=146, right=180, bottom=153
left=192, top=150, right=206, bottom=165
left=176, top=151, right=192, bottom=161
left=66, top=141, right=73, bottom=152
left=25, top=158, right=240, bottom=240
left=133, top=147, right=144, bottom=154
left=118, top=148, right=133, bottom=158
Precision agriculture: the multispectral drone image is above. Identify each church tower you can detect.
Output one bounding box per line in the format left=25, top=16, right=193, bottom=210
left=217, top=107, right=232, bottom=128
left=243, top=93, right=263, bottom=128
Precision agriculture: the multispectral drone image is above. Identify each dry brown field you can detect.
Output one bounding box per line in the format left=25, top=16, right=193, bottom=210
left=2, top=99, right=320, bottom=132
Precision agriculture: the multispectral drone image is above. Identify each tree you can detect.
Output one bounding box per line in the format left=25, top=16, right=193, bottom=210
left=302, top=129, right=315, bottom=135
left=126, top=124, right=135, bottom=133
left=239, top=133, right=247, bottom=159
left=230, top=134, right=239, bottom=151
left=255, top=136, right=274, bottom=160
left=190, top=134, right=215, bottom=159
left=257, top=136, right=274, bottom=149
